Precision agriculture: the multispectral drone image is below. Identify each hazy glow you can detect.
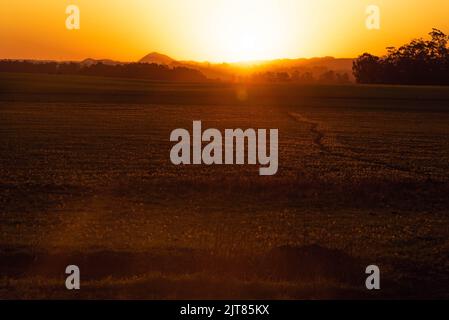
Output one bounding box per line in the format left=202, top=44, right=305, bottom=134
left=204, top=1, right=287, bottom=62
left=1, top=0, right=449, bottom=62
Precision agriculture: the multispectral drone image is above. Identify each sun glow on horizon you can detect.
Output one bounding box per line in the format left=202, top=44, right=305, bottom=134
left=1, top=0, right=449, bottom=63
left=205, top=0, right=291, bottom=62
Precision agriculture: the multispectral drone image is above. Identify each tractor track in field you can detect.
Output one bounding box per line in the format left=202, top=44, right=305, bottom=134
left=288, top=112, right=431, bottom=179
left=288, top=112, right=329, bottom=154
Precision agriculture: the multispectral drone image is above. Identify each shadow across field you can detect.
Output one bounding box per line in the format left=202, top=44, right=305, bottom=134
left=2, top=72, right=449, bottom=110
left=0, top=244, right=376, bottom=299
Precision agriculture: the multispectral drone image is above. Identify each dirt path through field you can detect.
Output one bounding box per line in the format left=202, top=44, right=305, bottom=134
left=287, top=111, right=431, bottom=179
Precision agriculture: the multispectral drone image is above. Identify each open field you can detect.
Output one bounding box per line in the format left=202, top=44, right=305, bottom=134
left=1, top=73, right=449, bottom=298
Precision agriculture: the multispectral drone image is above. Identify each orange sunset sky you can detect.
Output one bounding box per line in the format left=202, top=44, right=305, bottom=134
left=1, top=0, right=449, bottom=63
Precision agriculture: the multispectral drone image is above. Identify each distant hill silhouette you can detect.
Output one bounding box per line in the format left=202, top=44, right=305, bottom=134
left=137, top=53, right=354, bottom=83
left=139, top=52, right=177, bottom=65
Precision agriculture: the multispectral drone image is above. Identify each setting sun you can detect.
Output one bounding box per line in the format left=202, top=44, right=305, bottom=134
left=1, top=0, right=449, bottom=62
left=206, top=0, right=287, bottom=62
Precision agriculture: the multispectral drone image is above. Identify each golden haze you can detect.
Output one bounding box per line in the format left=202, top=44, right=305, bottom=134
left=1, top=0, right=448, bottom=62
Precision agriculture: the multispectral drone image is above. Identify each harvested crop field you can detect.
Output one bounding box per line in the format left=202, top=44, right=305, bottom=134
left=1, top=73, right=449, bottom=299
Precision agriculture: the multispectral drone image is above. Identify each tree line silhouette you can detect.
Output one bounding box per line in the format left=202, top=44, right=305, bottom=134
left=353, top=29, right=449, bottom=85
left=0, top=60, right=208, bottom=82
left=250, top=70, right=350, bottom=84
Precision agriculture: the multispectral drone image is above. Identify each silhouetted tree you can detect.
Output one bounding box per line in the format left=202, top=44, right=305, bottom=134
left=300, top=72, right=314, bottom=83
left=353, top=29, right=449, bottom=85
left=319, top=70, right=336, bottom=83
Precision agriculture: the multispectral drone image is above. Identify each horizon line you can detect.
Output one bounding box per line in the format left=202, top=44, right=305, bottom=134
left=0, top=54, right=357, bottom=65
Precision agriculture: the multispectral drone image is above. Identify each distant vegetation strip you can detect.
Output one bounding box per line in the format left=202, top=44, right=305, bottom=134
left=0, top=60, right=208, bottom=83
left=2, top=29, right=449, bottom=86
